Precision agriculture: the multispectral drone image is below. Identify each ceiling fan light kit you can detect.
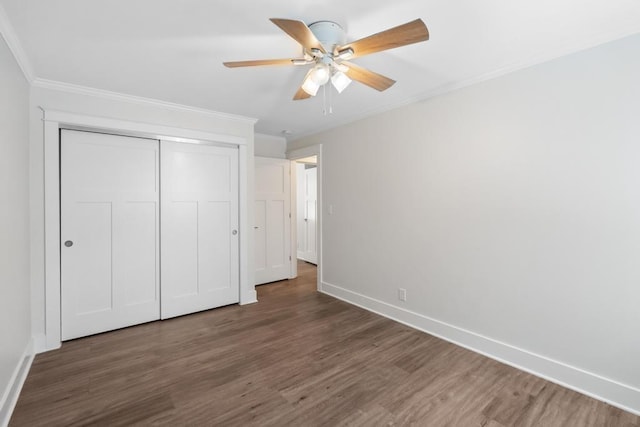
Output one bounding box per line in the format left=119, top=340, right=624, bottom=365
left=223, top=17, right=429, bottom=100
left=301, top=69, right=321, bottom=96
left=331, top=71, right=352, bottom=93
left=300, top=61, right=346, bottom=96
left=310, top=63, right=331, bottom=85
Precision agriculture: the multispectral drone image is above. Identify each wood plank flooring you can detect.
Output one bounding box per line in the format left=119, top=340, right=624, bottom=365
left=11, top=261, right=640, bottom=426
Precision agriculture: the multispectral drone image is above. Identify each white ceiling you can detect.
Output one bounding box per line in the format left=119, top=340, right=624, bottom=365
left=2, top=0, right=639, bottom=139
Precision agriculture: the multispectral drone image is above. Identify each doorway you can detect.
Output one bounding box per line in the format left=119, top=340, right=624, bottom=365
left=295, top=157, right=317, bottom=265
left=288, top=145, right=323, bottom=289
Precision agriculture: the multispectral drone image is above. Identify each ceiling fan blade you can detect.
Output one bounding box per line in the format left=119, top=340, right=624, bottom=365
left=293, top=86, right=312, bottom=100
left=341, top=61, right=396, bottom=91
left=223, top=58, right=300, bottom=68
left=337, top=19, right=429, bottom=59
left=270, top=18, right=326, bottom=54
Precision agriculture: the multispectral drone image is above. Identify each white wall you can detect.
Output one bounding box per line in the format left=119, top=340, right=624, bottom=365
left=255, top=133, right=287, bottom=158
left=289, top=34, right=640, bottom=413
left=0, top=34, right=31, bottom=416
left=29, top=83, right=256, bottom=348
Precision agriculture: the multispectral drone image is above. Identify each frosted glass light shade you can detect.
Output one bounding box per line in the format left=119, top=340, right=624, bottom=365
left=331, top=71, right=352, bottom=93
left=310, top=64, right=330, bottom=85
left=301, top=74, right=320, bottom=96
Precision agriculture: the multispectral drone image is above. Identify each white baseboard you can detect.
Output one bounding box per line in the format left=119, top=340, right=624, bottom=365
left=32, top=333, right=47, bottom=354
left=240, top=287, right=258, bottom=305
left=0, top=338, right=35, bottom=427
left=321, top=281, right=640, bottom=416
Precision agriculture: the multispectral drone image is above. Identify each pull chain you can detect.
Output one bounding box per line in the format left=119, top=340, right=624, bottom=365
left=321, top=83, right=334, bottom=116
left=322, top=84, right=327, bottom=115
left=329, top=82, right=333, bottom=114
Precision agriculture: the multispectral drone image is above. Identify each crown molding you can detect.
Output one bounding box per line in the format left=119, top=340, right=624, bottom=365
left=31, top=78, right=258, bottom=124
left=291, top=27, right=640, bottom=142
left=0, top=2, right=35, bottom=82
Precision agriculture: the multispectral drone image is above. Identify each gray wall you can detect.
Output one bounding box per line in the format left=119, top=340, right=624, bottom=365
left=0, top=34, right=31, bottom=412
left=290, top=34, right=640, bottom=412
left=255, top=133, right=287, bottom=159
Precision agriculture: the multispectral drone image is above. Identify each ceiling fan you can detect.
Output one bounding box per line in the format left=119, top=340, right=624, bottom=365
left=223, top=18, right=429, bottom=100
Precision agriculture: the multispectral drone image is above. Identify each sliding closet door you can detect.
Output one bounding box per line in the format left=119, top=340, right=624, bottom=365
left=161, top=141, right=240, bottom=319
left=61, top=130, right=160, bottom=340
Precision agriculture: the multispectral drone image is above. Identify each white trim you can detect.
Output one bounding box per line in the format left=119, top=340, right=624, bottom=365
left=0, top=2, right=35, bottom=83
left=43, top=110, right=248, bottom=146
left=287, top=145, right=323, bottom=290
left=34, top=79, right=257, bottom=124
left=0, top=338, right=35, bottom=427
left=238, top=144, right=257, bottom=305
left=320, top=280, right=640, bottom=416
left=43, top=119, right=61, bottom=351
left=32, top=334, right=46, bottom=355
left=289, top=160, right=298, bottom=279
left=42, top=109, right=253, bottom=350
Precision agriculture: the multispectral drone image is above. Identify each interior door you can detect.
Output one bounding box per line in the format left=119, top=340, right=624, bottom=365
left=161, top=141, right=239, bottom=319
left=61, top=130, right=160, bottom=340
left=254, top=157, right=291, bottom=285
left=296, top=163, right=306, bottom=261
left=297, top=166, right=318, bottom=264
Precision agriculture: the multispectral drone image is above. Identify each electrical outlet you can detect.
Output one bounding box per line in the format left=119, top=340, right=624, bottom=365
left=397, top=288, right=407, bottom=302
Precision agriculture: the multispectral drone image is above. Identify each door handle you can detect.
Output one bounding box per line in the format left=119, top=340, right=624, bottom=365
left=64, top=240, right=74, bottom=247
left=232, top=230, right=238, bottom=235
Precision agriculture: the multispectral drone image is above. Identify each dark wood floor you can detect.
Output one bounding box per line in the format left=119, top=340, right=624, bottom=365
left=11, top=261, right=640, bottom=426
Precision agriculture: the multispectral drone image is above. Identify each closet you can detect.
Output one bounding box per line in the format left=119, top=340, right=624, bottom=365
left=60, top=129, right=239, bottom=340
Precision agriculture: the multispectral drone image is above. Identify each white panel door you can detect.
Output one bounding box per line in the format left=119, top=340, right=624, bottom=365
left=254, top=157, right=291, bottom=285
left=297, top=166, right=318, bottom=264
left=161, top=141, right=239, bottom=319
left=296, top=163, right=306, bottom=261
left=61, top=130, right=160, bottom=340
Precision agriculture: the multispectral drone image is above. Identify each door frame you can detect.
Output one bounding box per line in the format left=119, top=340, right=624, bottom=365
left=287, top=144, right=323, bottom=290
left=42, top=109, right=254, bottom=351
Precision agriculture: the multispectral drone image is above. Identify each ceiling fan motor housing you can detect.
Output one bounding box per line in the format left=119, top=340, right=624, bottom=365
left=308, top=21, right=346, bottom=54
